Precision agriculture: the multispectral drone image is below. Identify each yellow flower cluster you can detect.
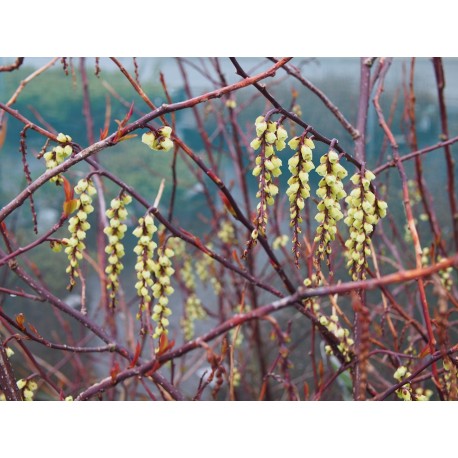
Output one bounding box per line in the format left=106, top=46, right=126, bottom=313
left=286, top=136, right=316, bottom=265
left=245, top=116, right=286, bottom=254
left=181, top=293, right=206, bottom=341
left=169, top=243, right=207, bottom=340
left=422, top=248, right=453, bottom=291
left=443, top=357, right=458, bottom=399
left=5, top=347, right=14, bottom=358
left=141, top=126, right=174, bottom=152
left=64, top=178, right=96, bottom=290
left=43, top=133, right=73, bottom=184
left=272, top=234, right=289, bottom=250
left=195, top=248, right=221, bottom=295
left=133, top=214, right=158, bottom=317
left=344, top=170, right=387, bottom=280
left=165, top=236, right=185, bottom=257
left=231, top=366, right=241, bottom=387
left=151, top=246, right=175, bottom=340
left=104, top=193, right=131, bottom=307
left=217, top=220, right=236, bottom=244
left=414, top=387, right=433, bottom=400
left=393, top=365, right=430, bottom=401
left=230, top=326, right=244, bottom=348
left=180, top=259, right=195, bottom=290
left=17, top=378, right=38, bottom=401
left=302, top=275, right=322, bottom=312
left=321, top=314, right=354, bottom=363
left=314, top=150, right=348, bottom=260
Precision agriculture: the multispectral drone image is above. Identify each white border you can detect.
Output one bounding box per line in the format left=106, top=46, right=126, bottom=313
left=1, top=402, right=455, bottom=456
left=3, top=0, right=456, bottom=56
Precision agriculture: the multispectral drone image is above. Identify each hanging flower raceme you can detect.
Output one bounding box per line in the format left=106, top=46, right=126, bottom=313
left=392, top=365, right=429, bottom=401
left=272, top=234, right=289, bottom=250
left=302, top=274, right=322, bottom=312
left=244, top=115, right=287, bottom=257
left=286, top=135, right=315, bottom=266
left=165, top=238, right=206, bottom=340
left=442, top=357, right=458, bottom=400
left=422, top=248, right=453, bottom=291
left=104, top=192, right=131, bottom=308
left=16, top=379, right=38, bottom=401
left=181, top=293, right=206, bottom=341
left=133, top=214, right=158, bottom=319
left=63, top=178, right=96, bottom=290
left=151, top=244, right=175, bottom=341
left=141, top=126, right=174, bottom=152
left=165, top=238, right=207, bottom=340
left=195, top=245, right=222, bottom=295
left=183, top=256, right=208, bottom=339
left=217, top=220, right=236, bottom=245
left=320, top=313, right=354, bottom=363
left=343, top=169, right=387, bottom=280
left=43, top=133, right=73, bottom=184
left=313, top=150, right=347, bottom=265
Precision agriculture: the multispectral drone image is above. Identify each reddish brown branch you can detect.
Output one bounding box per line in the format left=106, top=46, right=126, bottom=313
left=229, top=57, right=362, bottom=170
left=0, top=214, right=67, bottom=267
left=432, top=57, right=458, bottom=250
left=0, top=246, right=183, bottom=400
left=373, top=343, right=458, bottom=401
left=269, top=57, right=359, bottom=139
left=352, top=57, right=373, bottom=399
left=372, top=58, right=441, bottom=391
left=0, top=57, right=293, bottom=224
left=0, top=57, right=24, bottom=72
left=405, top=58, right=444, bottom=253
left=0, top=331, right=23, bottom=401
left=75, top=252, right=458, bottom=400
left=373, top=135, right=458, bottom=175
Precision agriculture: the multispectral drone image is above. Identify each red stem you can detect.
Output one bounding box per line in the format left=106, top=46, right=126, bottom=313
left=432, top=57, right=458, bottom=251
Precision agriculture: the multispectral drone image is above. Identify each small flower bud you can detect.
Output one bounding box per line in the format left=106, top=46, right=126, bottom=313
left=264, top=131, right=276, bottom=144
left=57, top=133, right=68, bottom=143
left=250, top=137, right=262, bottom=150
left=365, top=170, right=376, bottom=181
left=160, top=138, right=174, bottom=151
left=142, top=132, right=156, bottom=149
left=255, top=120, right=267, bottom=137
left=5, top=347, right=14, bottom=358
left=158, top=126, right=172, bottom=137
left=328, top=151, right=339, bottom=163
left=288, top=137, right=300, bottom=150
left=319, top=316, right=329, bottom=326
left=276, top=125, right=288, bottom=142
